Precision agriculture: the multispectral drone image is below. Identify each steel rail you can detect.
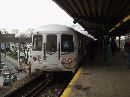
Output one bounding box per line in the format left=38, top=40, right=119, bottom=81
left=23, top=79, right=51, bottom=97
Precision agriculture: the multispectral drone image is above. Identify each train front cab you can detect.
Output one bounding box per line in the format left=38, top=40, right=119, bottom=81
left=31, top=32, right=78, bottom=73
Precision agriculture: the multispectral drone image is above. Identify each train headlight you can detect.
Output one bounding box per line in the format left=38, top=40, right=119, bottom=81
left=61, top=58, right=66, bottom=64
left=67, top=58, right=72, bottom=64
left=38, top=57, right=42, bottom=61
left=61, top=57, right=75, bottom=69
left=33, top=57, right=37, bottom=61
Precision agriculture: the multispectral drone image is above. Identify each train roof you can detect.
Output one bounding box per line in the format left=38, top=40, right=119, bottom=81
left=35, top=24, right=76, bottom=32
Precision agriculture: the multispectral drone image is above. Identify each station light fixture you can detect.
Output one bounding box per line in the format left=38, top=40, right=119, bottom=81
left=109, top=15, right=130, bottom=32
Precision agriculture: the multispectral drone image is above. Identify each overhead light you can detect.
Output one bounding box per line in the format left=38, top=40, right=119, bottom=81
left=109, top=15, right=130, bottom=32
left=109, top=28, right=115, bottom=32
left=115, top=23, right=121, bottom=28
left=123, top=15, right=130, bottom=22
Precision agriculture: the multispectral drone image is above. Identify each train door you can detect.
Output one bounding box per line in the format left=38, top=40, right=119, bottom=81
left=43, top=34, right=59, bottom=69
left=31, top=34, right=43, bottom=70
left=60, top=34, right=76, bottom=70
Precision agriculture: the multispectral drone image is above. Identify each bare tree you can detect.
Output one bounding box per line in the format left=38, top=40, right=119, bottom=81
left=26, top=28, right=34, bottom=38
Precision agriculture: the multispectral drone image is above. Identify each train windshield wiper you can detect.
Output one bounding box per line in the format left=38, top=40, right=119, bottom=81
left=61, top=52, right=72, bottom=55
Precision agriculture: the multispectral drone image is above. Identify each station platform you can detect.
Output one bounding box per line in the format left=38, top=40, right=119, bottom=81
left=62, top=50, right=130, bottom=97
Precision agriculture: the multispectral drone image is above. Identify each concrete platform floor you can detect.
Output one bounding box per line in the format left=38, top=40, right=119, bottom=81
left=69, top=51, right=130, bottom=97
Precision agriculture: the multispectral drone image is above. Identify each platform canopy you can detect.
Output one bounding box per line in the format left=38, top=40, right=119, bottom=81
left=53, top=0, right=130, bottom=39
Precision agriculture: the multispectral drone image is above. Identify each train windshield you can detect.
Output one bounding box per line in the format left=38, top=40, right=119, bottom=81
left=61, top=34, right=74, bottom=52
left=46, top=35, right=57, bottom=52
left=32, top=35, right=43, bottom=51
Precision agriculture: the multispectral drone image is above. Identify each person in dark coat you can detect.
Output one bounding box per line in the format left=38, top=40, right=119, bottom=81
left=110, top=38, right=117, bottom=56
left=87, top=40, right=96, bottom=61
left=124, top=42, right=130, bottom=69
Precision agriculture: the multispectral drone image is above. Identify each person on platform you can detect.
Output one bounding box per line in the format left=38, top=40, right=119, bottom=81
left=124, top=42, right=130, bottom=69
left=110, top=38, right=117, bottom=56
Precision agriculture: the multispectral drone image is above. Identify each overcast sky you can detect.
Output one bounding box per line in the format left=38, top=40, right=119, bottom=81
left=0, top=0, right=74, bottom=31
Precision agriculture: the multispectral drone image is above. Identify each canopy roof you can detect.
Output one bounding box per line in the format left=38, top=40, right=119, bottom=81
left=53, top=0, right=130, bottom=39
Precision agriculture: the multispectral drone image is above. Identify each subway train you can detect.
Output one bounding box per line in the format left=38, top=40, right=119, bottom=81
left=30, top=24, right=90, bottom=73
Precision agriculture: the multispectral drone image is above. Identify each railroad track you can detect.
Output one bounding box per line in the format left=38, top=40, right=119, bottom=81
left=23, top=78, right=51, bottom=97
left=35, top=72, right=74, bottom=97
left=5, top=73, right=53, bottom=97
left=5, top=72, right=74, bottom=97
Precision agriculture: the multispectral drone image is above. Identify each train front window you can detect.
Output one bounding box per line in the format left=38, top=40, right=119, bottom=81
left=46, top=35, right=57, bottom=52
left=61, top=34, right=74, bottom=52
left=32, top=35, right=42, bottom=51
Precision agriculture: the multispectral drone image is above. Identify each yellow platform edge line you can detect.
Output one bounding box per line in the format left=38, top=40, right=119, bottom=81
left=60, top=68, right=82, bottom=97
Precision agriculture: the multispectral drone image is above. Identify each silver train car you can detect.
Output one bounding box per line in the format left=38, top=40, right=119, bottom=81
left=30, top=24, right=89, bottom=73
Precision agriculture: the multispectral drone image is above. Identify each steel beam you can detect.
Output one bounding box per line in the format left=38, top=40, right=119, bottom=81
left=73, top=16, right=107, bottom=25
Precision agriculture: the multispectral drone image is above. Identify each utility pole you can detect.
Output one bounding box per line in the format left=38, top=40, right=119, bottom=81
left=19, top=44, right=21, bottom=65
left=0, top=31, right=1, bottom=69
left=4, top=31, right=7, bottom=57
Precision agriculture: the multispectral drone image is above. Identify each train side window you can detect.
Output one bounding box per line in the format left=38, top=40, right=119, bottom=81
left=46, top=35, right=57, bottom=52
left=32, top=35, right=43, bottom=51
left=61, top=34, right=74, bottom=52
